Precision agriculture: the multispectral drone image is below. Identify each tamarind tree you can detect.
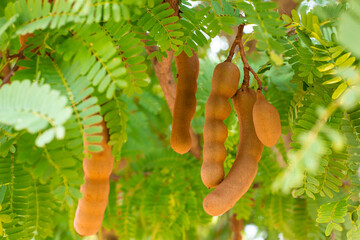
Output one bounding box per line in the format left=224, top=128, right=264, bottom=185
left=0, top=0, right=360, bottom=239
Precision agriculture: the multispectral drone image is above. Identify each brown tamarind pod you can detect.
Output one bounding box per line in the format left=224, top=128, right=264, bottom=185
left=170, top=51, right=199, bottom=154
left=201, top=62, right=240, bottom=188
left=203, top=88, right=264, bottom=216
left=74, top=118, right=114, bottom=236
left=252, top=90, right=281, bottom=147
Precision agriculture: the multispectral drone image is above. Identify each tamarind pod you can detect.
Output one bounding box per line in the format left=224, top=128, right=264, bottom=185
left=203, top=88, right=264, bottom=216
left=204, top=95, right=232, bottom=120
left=252, top=90, right=281, bottom=147
left=170, top=51, right=199, bottom=154
left=74, top=119, right=114, bottom=236
left=201, top=62, right=240, bottom=188
left=74, top=179, right=110, bottom=232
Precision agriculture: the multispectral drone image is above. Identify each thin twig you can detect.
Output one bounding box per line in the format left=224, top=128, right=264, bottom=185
left=242, top=67, right=250, bottom=89
left=235, top=24, right=262, bottom=90
left=224, top=24, right=262, bottom=90
left=7, top=53, right=22, bottom=59
left=2, top=64, right=19, bottom=85
left=225, top=25, right=243, bottom=62
left=0, top=53, right=23, bottom=88
left=0, top=48, right=27, bottom=88
left=1, top=50, right=12, bottom=77
left=0, top=53, right=22, bottom=60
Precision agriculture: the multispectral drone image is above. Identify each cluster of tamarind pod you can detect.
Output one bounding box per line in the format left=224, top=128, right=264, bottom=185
left=16, top=22, right=281, bottom=234
left=170, top=44, right=281, bottom=217
left=202, top=62, right=281, bottom=216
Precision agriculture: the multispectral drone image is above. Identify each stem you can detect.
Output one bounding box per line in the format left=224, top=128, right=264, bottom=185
left=242, top=67, right=250, bottom=89
left=236, top=25, right=262, bottom=90
left=225, top=24, right=262, bottom=90
left=225, top=25, right=243, bottom=63
left=0, top=50, right=25, bottom=88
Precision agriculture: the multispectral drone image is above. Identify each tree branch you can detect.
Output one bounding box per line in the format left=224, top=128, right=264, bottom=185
left=231, top=214, right=244, bottom=240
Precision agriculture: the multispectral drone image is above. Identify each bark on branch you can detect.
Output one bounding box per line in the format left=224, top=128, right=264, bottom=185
left=231, top=214, right=244, bottom=240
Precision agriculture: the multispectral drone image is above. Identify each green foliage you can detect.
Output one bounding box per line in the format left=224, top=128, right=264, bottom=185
left=0, top=80, right=72, bottom=147
left=103, top=19, right=149, bottom=95
left=98, top=94, right=128, bottom=159
left=236, top=0, right=286, bottom=56
left=114, top=150, right=211, bottom=239
left=338, top=0, right=360, bottom=58
left=138, top=2, right=182, bottom=52
left=316, top=197, right=349, bottom=236
left=342, top=108, right=360, bottom=195
left=0, top=155, right=60, bottom=240
left=1, top=0, right=360, bottom=239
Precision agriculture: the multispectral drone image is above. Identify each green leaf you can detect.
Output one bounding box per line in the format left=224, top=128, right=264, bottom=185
left=66, top=194, right=74, bottom=207
left=332, top=82, right=348, bottom=99
left=0, top=214, right=12, bottom=223
left=323, top=77, right=342, bottom=85
left=35, top=128, right=55, bottom=147
left=294, top=188, right=304, bottom=196
left=0, top=186, right=6, bottom=204
left=338, top=56, right=356, bottom=68
left=291, top=9, right=300, bottom=23
left=317, top=63, right=335, bottom=72
left=325, top=223, right=333, bottom=236
left=317, top=216, right=331, bottom=223
left=88, top=145, right=103, bottom=152
left=69, top=187, right=82, bottom=199
left=338, top=11, right=360, bottom=58
left=332, top=222, right=343, bottom=231
left=313, top=55, right=332, bottom=61
left=270, top=51, right=283, bottom=66
left=306, top=189, right=315, bottom=199
left=0, top=80, right=72, bottom=146
left=335, top=52, right=351, bottom=66
left=211, top=0, right=223, bottom=15
left=282, top=14, right=292, bottom=23
left=254, top=2, right=277, bottom=10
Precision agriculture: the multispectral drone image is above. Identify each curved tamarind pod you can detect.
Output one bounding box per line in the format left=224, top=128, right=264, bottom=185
left=74, top=119, right=114, bottom=236
left=203, top=88, right=264, bottom=216
left=201, top=62, right=240, bottom=188
left=170, top=51, right=199, bottom=154
left=252, top=90, right=281, bottom=147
